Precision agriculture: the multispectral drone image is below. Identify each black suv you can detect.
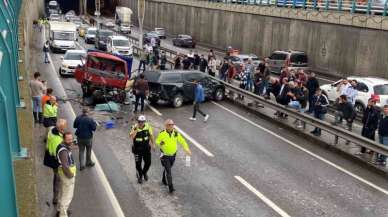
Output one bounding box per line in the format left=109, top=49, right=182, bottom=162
left=143, top=70, right=225, bottom=107
left=95, top=29, right=114, bottom=51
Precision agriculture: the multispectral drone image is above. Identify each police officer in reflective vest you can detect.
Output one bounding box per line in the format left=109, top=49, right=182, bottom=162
left=129, top=115, right=155, bottom=184
left=156, top=119, right=192, bottom=193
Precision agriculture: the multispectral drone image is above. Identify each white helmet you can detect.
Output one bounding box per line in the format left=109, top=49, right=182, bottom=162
left=137, top=115, right=146, bottom=122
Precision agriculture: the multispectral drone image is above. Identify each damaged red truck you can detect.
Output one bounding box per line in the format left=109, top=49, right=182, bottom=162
left=74, top=50, right=133, bottom=104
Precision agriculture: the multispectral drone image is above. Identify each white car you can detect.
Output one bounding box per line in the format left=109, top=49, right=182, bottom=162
left=49, top=13, right=61, bottom=22
left=320, top=77, right=388, bottom=113
left=104, top=21, right=115, bottom=28
left=59, top=50, right=87, bottom=76
left=85, top=27, right=97, bottom=44
left=107, top=35, right=133, bottom=57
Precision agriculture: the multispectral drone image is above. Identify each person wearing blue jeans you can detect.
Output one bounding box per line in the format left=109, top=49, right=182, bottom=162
left=244, top=59, right=255, bottom=92
left=377, top=105, right=388, bottom=165
left=29, top=72, right=46, bottom=123
left=43, top=40, right=50, bottom=64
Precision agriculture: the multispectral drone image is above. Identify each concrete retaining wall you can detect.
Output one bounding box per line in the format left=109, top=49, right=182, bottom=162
left=121, top=0, right=388, bottom=78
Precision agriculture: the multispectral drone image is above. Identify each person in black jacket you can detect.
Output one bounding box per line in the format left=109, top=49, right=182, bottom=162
left=332, top=95, right=356, bottom=131
left=377, top=105, right=388, bottom=165
left=275, top=78, right=290, bottom=118
left=73, top=107, right=97, bottom=170
left=357, top=98, right=380, bottom=155
left=199, top=55, right=208, bottom=73
left=306, top=73, right=320, bottom=113
left=310, top=88, right=329, bottom=136
left=193, top=53, right=200, bottom=70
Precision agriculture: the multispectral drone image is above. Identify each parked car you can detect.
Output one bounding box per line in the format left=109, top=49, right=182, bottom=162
left=225, top=54, right=262, bottom=68
left=107, top=35, right=133, bottom=57
left=85, top=27, right=97, bottom=44
left=104, top=21, right=115, bottom=28
left=143, top=70, right=225, bottom=107
left=320, top=77, right=388, bottom=113
left=172, top=34, right=196, bottom=48
left=154, top=27, right=166, bottom=39
left=49, top=13, right=61, bottom=21
left=65, top=10, right=75, bottom=21
left=143, top=32, right=161, bottom=46
left=267, top=50, right=309, bottom=74
left=95, top=29, right=114, bottom=51
left=59, top=50, right=87, bottom=76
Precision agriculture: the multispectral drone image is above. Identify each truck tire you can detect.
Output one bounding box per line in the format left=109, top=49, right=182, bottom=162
left=172, top=93, right=183, bottom=108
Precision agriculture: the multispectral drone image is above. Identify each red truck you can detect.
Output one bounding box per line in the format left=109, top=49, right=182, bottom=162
left=74, top=50, right=133, bottom=104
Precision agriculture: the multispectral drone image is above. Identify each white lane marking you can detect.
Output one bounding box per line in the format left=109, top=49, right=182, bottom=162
left=212, top=101, right=388, bottom=196
left=235, top=176, right=291, bottom=217
left=147, top=103, right=215, bottom=157
left=43, top=26, right=126, bottom=217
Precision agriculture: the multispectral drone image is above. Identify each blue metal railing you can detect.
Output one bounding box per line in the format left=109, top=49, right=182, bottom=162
left=207, top=0, right=388, bottom=16
left=0, top=0, right=24, bottom=216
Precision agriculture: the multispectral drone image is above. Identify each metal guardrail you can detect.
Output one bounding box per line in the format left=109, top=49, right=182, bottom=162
left=84, top=15, right=388, bottom=159
left=205, top=0, right=388, bottom=16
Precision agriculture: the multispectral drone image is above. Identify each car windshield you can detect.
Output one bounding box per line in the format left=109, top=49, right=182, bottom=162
left=160, top=73, right=182, bottom=83
left=270, top=53, right=287, bottom=60
left=64, top=52, right=85, bottom=60
left=87, top=29, right=96, bottom=35
left=374, top=84, right=388, bottom=95
left=147, top=33, right=158, bottom=37
left=100, top=31, right=113, bottom=37
left=143, top=71, right=161, bottom=82
left=53, top=32, right=73, bottom=40
left=290, top=54, right=308, bottom=63
left=113, top=39, right=129, bottom=47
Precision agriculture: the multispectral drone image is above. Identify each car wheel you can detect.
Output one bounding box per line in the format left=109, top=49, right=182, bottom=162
left=354, top=102, right=365, bottom=114
left=214, top=88, right=224, bottom=101
left=172, top=93, right=183, bottom=108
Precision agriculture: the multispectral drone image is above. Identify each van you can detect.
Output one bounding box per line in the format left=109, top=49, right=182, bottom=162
left=49, top=21, right=77, bottom=53
left=267, top=50, right=309, bottom=74
left=107, top=36, right=133, bottom=57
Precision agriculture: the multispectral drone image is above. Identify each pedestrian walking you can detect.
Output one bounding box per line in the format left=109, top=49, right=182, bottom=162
left=43, top=96, right=58, bottom=129
left=56, top=132, right=77, bottom=217
left=189, top=80, right=209, bottom=122
left=138, top=48, right=148, bottom=73
left=199, top=55, right=208, bottom=73
left=29, top=72, right=46, bottom=123
left=129, top=115, right=155, bottom=184
left=43, top=40, right=50, bottom=64
left=134, top=74, right=149, bottom=113
left=310, top=88, right=329, bottom=136
left=156, top=119, right=192, bottom=193
left=357, top=98, right=380, bottom=155
left=73, top=107, right=97, bottom=170
left=306, top=72, right=320, bottom=113
left=160, top=51, right=167, bottom=70
left=45, top=119, right=67, bottom=206
left=218, top=60, right=228, bottom=81
left=208, top=56, right=217, bottom=77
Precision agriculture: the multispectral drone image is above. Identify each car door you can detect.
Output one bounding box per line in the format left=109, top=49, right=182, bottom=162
left=182, top=73, right=198, bottom=101
left=325, top=80, right=341, bottom=101
left=355, top=81, right=369, bottom=107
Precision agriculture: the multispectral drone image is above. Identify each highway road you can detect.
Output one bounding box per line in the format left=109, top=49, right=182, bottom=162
left=34, top=21, right=388, bottom=217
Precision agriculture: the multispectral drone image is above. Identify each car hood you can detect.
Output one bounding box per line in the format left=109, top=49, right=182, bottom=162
left=62, top=60, right=83, bottom=67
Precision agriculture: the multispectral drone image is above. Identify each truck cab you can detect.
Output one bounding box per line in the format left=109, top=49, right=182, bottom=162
left=74, top=50, right=133, bottom=104
left=107, top=36, right=133, bottom=57
left=49, top=21, right=77, bottom=53
left=115, top=6, right=132, bottom=34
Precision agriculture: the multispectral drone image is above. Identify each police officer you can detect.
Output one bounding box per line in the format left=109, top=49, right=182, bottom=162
left=156, top=119, right=192, bottom=193
left=129, top=115, right=155, bottom=184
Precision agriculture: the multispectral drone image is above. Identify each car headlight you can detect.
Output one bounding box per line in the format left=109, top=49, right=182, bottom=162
left=62, top=64, right=69, bottom=68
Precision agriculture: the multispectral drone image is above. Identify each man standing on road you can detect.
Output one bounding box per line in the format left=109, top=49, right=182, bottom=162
left=244, top=58, right=255, bottom=92
left=156, top=119, right=192, bottom=193
left=199, top=54, right=208, bottom=73
left=73, top=107, right=97, bottom=171
left=129, top=115, right=155, bottom=184
left=306, top=72, right=320, bottom=113
left=377, top=105, right=388, bottom=165
left=160, top=51, right=167, bottom=70
left=310, top=88, right=329, bottom=136
left=43, top=40, right=50, bottom=64
left=46, top=119, right=67, bottom=206
left=29, top=72, right=46, bottom=123
left=134, top=74, right=149, bottom=113
left=343, top=80, right=358, bottom=106
left=358, top=98, right=380, bottom=155
left=138, top=48, right=148, bottom=73
left=189, top=80, right=209, bottom=122
left=56, top=132, right=77, bottom=217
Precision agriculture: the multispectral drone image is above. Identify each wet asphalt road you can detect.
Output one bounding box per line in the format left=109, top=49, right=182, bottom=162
left=38, top=23, right=388, bottom=217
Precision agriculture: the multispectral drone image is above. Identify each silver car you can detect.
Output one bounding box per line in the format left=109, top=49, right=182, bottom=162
left=154, top=27, right=166, bottom=39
